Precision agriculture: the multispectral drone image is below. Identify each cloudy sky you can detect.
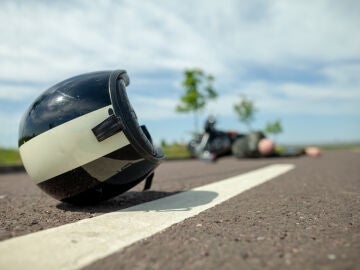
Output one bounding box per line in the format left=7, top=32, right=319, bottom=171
left=1, top=0, right=359, bottom=148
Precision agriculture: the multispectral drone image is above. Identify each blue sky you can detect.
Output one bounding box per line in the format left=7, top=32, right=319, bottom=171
left=0, top=0, right=359, bottom=148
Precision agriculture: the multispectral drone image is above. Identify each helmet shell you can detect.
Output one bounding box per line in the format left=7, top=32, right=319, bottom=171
left=19, top=70, right=163, bottom=204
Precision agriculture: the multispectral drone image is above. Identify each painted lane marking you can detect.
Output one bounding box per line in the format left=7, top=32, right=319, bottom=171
left=0, top=164, right=294, bottom=270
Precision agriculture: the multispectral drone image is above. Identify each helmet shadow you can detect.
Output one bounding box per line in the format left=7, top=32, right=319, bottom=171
left=56, top=190, right=218, bottom=214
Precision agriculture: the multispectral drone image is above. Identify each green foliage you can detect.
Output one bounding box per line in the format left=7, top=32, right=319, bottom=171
left=265, top=120, right=283, bottom=136
left=233, top=95, right=257, bottom=131
left=0, top=147, right=22, bottom=165
left=264, top=120, right=283, bottom=143
left=160, top=139, right=167, bottom=148
left=176, top=68, right=217, bottom=131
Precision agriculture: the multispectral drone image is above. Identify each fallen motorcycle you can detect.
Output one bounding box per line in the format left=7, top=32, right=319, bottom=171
left=188, top=116, right=240, bottom=161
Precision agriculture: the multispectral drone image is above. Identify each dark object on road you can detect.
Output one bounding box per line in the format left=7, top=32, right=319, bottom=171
left=232, top=132, right=321, bottom=158
left=231, top=131, right=267, bottom=158
left=18, top=70, right=164, bottom=204
left=188, top=116, right=240, bottom=161
left=189, top=117, right=318, bottom=161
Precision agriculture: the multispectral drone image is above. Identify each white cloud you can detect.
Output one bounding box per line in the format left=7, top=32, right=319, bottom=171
left=157, top=0, right=360, bottom=66
left=322, top=63, right=360, bottom=85
left=0, top=0, right=359, bottom=147
left=1, top=0, right=359, bottom=84
left=0, top=0, right=226, bottom=84
left=130, top=94, right=179, bottom=120
left=0, top=84, right=43, bottom=101
left=279, top=84, right=360, bottom=101
left=208, top=76, right=360, bottom=116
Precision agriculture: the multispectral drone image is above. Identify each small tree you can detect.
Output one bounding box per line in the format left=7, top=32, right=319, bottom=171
left=233, top=94, right=257, bottom=131
left=264, top=120, right=283, bottom=141
left=160, top=139, right=167, bottom=148
left=176, top=68, right=217, bottom=132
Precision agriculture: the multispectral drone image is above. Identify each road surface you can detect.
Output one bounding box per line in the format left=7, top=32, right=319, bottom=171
left=0, top=150, right=359, bottom=269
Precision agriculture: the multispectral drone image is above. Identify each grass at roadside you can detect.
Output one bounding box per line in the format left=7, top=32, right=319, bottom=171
left=1, top=142, right=359, bottom=165
left=161, top=143, right=191, bottom=159
left=0, top=147, right=22, bottom=165
left=318, top=142, right=360, bottom=151
left=275, top=142, right=360, bottom=155
left=0, top=144, right=192, bottom=165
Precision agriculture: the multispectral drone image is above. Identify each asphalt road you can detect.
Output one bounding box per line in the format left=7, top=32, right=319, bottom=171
left=0, top=150, right=359, bottom=269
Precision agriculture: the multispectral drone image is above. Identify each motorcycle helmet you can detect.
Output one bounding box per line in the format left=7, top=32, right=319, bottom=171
left=18, top=70, right=164, bottom=204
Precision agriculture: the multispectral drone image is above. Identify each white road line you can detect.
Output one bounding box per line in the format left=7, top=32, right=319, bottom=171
left=0, top=164, right=294, bottom=270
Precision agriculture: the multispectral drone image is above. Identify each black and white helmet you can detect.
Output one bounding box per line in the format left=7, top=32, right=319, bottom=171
left=18, top=70, right=164, bottom=204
